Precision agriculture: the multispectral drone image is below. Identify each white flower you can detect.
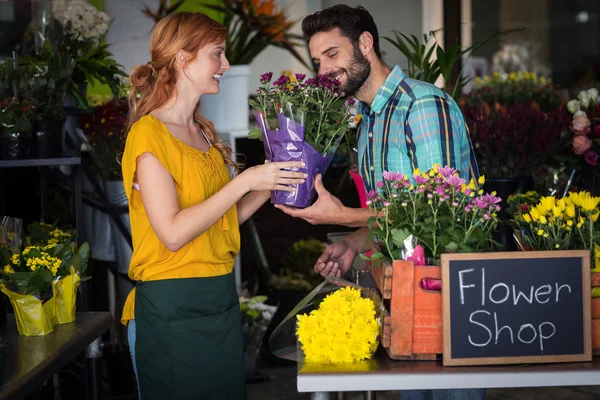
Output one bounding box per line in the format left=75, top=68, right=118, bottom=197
left=574, top=110, right=587, bottom=118
left=567, top=100, right=581, bottom=114
left=578, top=90, right=591, bottom=108
left=588, top=88, right=599, bottom=104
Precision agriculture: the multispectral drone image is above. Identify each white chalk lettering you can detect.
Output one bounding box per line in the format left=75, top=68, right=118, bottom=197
left=517, top=324, right=537, bottom=345
left=534, top=285, right=552, bottom=304
left=459, top=269, right=476, bottom=305
left=512, top=285, right=534, bottom=305
left=494, top=311, right=514, bottom=345
left=469, top=310, right=492, bottom=346
left=482, top=268, right=486, bottom=306
left=538, top=322, right=556, bottom=353
left=555, top=283, right=572, bottom=302
left=489, top=283, right=510, bottom=304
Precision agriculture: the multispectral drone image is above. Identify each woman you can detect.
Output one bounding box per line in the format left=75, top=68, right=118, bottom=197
left=120, top=12, right=306, bottom=400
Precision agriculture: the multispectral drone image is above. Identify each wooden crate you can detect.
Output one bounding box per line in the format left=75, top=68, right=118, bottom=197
left=592, top=273, right=600, bottom=355
left=371, top=259, right=443, bottom=360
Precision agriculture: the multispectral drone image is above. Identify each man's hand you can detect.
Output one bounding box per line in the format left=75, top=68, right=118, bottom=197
left=314, top=239, right=359, bottom=277
left=274, top=174, right=346, bottom=225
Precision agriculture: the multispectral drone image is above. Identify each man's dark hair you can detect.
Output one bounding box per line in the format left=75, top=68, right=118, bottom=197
left=301, top=5, right=382, bottom=60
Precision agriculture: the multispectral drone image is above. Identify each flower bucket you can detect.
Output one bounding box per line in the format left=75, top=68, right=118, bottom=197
left=254, top=110, right=340, bottom=208
left=52, top=272, right=81, bottom=324
left=1, top=286, right=55, bottom=336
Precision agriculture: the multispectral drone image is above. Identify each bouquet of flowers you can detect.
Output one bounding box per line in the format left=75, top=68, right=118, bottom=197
left=24, top=221, right=73, bottom=248
left=268, top=277, right=383, bottom=364
left=366, top=165, right=502, bottom=265
left=248, top=72, right=354, bottom=207
left=511, top=191, right=600, bottom=267
left=558, top=89, right=600, bottom=181
left=80, top=99, right=129, bottom=180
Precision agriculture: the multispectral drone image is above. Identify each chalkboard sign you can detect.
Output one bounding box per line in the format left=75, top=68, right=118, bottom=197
left=442, top=251, right=591, bottom=366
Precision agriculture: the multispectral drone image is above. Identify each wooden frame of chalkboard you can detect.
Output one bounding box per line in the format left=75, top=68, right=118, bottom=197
left=442, top=250, right=591, bottom=366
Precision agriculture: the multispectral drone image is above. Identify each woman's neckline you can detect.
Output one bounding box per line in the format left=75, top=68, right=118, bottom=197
left=146, top=114, right=213, bottom=154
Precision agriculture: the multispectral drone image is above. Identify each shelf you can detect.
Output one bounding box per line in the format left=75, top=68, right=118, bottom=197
left=0, top=157, right=81, bottom=168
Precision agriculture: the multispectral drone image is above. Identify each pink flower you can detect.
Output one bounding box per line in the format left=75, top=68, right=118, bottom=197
left=572, top=135, right=593, bottom=155
left=415, top=175, right=428, bottom=185
left=473, top=198, right=488, bottom=209
left=367, top=190, right=378, bottom=199
left=571, top=114, right=591, bottom=135
left=481, top=194, right=502, bottom=206
left=437, top=166, right=456, bottom=178
left=445, top=174, right=466, bottom=188
left=376, top=181, right=385, bottom=189
left=435, top=186, right=446, bottom=196
left=585, top=151, right=599, bottom=166
left=382, top=170, right=402, bottom=181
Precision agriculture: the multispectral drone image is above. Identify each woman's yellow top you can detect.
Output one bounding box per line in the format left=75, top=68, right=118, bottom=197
left=120, top=115, right=240, bottom=325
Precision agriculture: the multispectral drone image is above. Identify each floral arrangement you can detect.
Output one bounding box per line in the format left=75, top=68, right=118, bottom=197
left=24, top=221, right=73, bottom=248
left=491, top=43, right=550, bottom=78
left=248, top=72, right=353, bottom=207
left=52, top=0, right=111, bottom=44
left=80, top=99, right=128, bottom=180
left=460, top=92, right=570, bottom=180
left=563, top=88, right=600, bottom=170
left=296, top=286, right=379, bottom=363
left=0, top=97, right=35, bottom=136
left=512, top=191, right=600, bottom=267
left=366, top=166, right=502, bottom=264
left=201, top=0, right=309, bottom=67
left=468, top=71, right=561, bottom=113
left=250, top=72, right=353, bottom=155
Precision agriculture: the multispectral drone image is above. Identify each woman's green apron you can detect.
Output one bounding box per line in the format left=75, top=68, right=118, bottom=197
left=134, top=273, right=246, bottom=400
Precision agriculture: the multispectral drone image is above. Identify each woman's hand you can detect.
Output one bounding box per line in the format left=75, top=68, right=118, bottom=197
left=238, top=161, right=306, bottom=192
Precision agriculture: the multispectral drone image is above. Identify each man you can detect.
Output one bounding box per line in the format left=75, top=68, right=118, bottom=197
left=276, top=5, right=483, bottom=400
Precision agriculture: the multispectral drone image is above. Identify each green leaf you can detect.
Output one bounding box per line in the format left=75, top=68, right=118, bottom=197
left=248, top=128, right=263, bottom=140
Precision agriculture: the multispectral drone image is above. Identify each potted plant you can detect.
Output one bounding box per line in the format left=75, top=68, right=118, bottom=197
left=0, top=97, right=35, bottom=160
left=48, top=0, right=126, bottom=110
left=364, top=165, right=501, bottom=358
left=249, top=72, right=354, bottom=207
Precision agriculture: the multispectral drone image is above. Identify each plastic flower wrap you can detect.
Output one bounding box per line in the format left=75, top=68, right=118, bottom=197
left=268, top=277, right=384, bottom=364
left=248, top=72, right=354, bottom=207
left=512, top=191, right=600, bottom=265
left=366, top=165, right=502, bottom=265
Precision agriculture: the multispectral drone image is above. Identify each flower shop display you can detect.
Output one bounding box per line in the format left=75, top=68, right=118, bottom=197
left=364, top=165, right=502, bottom=359
left=239, top=295, right=277, bottom=377
left=24, top=221, right=73, bottom=248
left=268, top=277, right=383, bottom=364
left=0, top=97, right=36, bottom=160
left=80, top=99, right=128, bottom=181
left=248, top=72, right=354, bottom=207
left=366, top=166, right=502, bottom=265
left=510, top=191, right=600, bottom=353
left=558, top=88, right=600, bottom=194
left=48, top=0, right=126, bottom=110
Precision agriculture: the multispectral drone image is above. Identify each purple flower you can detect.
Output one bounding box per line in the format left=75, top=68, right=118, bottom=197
left=295, top=73, right=306, bottom=82
left=481, top=194, right=502, bottom=206
left=464, top=204, right=473, bottom=212
left=376, top=181, right=385, bottom=189
left=415, top=175, right=428, bottom=185
left=273, top=75, right=290, bottom=86
left=260, top=72, right=273, bottom=84
left=305, top=77, right=318, bottom=87
left=367, top=190, right=378, bottom=199
left=435, top=186, right=446, bottom=196
left=348, top=98, right=356, bottom=106
left=437, top=166, right=456, bottom=178
left=382, top=170, right=403, bottom=182
left=473, top=198, right=488, bottom=209
left=585, top=151, right=599, bottom=167
left=445, top=175, right=466, bottom=188
left=417, top=187, right=425, bottom=193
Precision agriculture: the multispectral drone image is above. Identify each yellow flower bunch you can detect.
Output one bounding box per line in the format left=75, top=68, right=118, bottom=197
left=474, top=71, right=548, bottom=88
left=22, top=246, right=63, bottom=276
left=513, top=191, right=600, bottom=264
left=296, top=287, right=379, bottom=363
left=47, top=228, right=71, bottom=247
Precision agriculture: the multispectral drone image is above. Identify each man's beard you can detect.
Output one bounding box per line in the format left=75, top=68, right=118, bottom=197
left=334, top=48, right=371, bottom=97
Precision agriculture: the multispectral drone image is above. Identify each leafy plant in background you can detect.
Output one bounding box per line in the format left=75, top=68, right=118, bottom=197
left=0, top=97, right=36, bottom=136
left=382, top=28, right=521, bottom=98
left=268, top=238, right=325, bottom=291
